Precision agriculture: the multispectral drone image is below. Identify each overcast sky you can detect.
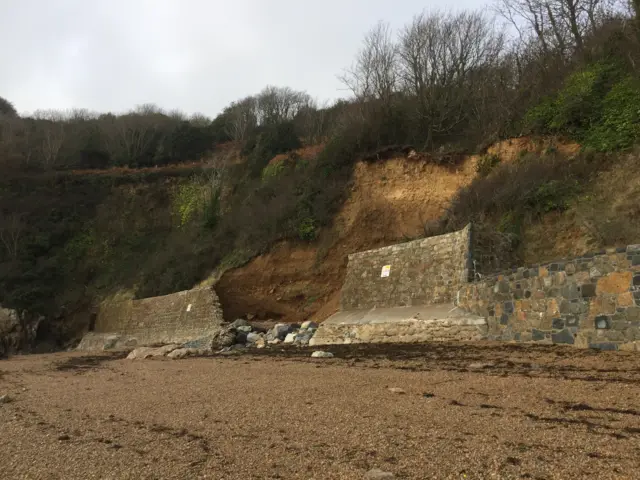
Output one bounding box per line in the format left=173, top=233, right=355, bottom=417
left=1, top=0, right=486, bottom=117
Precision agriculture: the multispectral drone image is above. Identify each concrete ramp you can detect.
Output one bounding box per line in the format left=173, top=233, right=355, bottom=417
left=310, top=304, right=487, bottom=346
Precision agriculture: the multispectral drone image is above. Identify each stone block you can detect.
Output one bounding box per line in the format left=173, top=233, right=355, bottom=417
left=552, top=329, right=575, bottom=345
left=617, top=292, right=635, bottom=308
left=532, top=329, right=546, bottom=341
left=580, top=283, right=597, bottom=298
left=596, top=271, right=633, bottom=295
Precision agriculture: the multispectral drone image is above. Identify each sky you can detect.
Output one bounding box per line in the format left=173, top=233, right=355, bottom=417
left=0, top=0, right=486, bottom=118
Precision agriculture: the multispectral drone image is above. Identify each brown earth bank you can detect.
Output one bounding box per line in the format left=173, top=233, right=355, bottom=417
left=1, top=343, right=640, bottom=479
left=216, top=156, right=477, bottom=324
left=214, top=136, right=588, bottom=326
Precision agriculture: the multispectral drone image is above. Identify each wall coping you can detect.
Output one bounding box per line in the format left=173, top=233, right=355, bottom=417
left=471, top=244, right=640, bottom=284
left=347, top=223, right=471, bottom=261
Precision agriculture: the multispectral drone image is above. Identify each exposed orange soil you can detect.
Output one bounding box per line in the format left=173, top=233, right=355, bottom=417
left=216, top=156, right=477, bottom=323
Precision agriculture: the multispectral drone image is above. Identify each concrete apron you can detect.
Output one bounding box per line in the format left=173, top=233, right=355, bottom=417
left=309, top=304, right=488, bottom=346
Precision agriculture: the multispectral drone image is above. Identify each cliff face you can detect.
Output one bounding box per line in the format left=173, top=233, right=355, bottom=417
left=215, top=155, right=478, bottom=323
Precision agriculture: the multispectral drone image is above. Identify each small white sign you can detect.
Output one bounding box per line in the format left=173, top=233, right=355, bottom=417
left=186, top=304, right=192, bottom=312
left=381, top=265, right=391, bottom=278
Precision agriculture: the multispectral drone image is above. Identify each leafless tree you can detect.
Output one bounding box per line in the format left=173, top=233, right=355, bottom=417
left=339, top=21, right=399, bottom=107
left=293, top=99, right=333, bottom=144
left=0, top=211, right=24, bottom=259
left=189, top=113, right=211, bottom=127
left=32, top=110, right=68, bottom=168
left=397, top=10, right=505, bottom=146
left=223, top=96, right=258, bottom=142
left=99, top=111, right=168, bottom=165
left=255, top=86, right=312, bottom=126
left=494, top=0, right=624, bottom=54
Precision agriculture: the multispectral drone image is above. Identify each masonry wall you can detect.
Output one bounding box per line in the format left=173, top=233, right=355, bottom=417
left=457, top=245, right=640, bottom=351
left=341, top=224, right=472, bottom=310
left=90, top=287, right=224, bottom=346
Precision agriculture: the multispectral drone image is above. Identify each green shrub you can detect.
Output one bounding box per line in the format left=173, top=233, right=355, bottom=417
left=584, top=76, right=640, bottom=151
left=297, top=217, right=317, bottom=241
left=261, top=160, right=286, bottom=181
left=475, top=154, right=501, bottom=177
left=246, top=121, right=301, bottom=177
left=525, top=62, right=624, bottom=139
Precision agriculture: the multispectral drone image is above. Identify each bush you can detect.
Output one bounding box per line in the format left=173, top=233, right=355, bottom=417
left=584, top=76, right=640, bottom=151
left=246, top=122, right=301, bottom=177
left=438, top=151, right=609, bottom=272
left=297, top=217, right=317, bottom=241
left=475, top=153, right=501, bottom=177
left=524, top=62, right=624, bottom=139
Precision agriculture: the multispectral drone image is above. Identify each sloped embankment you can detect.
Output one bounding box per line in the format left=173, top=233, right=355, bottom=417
left=215, top=156, right=477, bottom=323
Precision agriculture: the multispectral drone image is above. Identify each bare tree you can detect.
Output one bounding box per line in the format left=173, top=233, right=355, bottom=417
left=32, top=110, right=68, bottom=168
left=397, top=10, right=505, bottom=147
left=223, top=96, right=258, bottom=142
left=339, top=21, right=399, bottom=107
left=494, top=0, right=624, bottom=54
left=256, top=86, right=312, bottom=126
left=0, top=211, right=24, bottom=259
left=294, top=99, right=332, bottom=144
left=99, top=111, right=167, bottom=166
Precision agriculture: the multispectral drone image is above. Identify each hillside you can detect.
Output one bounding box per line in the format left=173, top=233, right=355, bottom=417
left=1, top=2, right=640, bottom=353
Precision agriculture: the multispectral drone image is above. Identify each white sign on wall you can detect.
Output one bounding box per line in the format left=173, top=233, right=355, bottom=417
left=381, top=265, right=391, bottom=278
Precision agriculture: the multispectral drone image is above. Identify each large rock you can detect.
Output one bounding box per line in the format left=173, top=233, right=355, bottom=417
left=211, top=329, right=236, bottom=349
left=167, top=347, right=200, bottom=359
left=300, top=321, right=318, bottom=330
left=267, top=324, right=291, bottom=341
left=284, top=332, right=297, bottom=344
left=229, top=319, right=248, bottom=329
left=294, top=329, right=315, bottom=345
left=127, top=347, right=154, bottom=360
left=311, top=350, right=334, bottom=358
left=126, top=344, right=179, bottom=359
left=246, top=332, right=263, bottom=344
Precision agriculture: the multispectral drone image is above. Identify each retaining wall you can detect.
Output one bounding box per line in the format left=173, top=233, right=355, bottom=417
left=457, top=245, right=640, bottom=351
left=78, top=287, right=224, bottom=350
left=341, top=224, right=472, bottom=310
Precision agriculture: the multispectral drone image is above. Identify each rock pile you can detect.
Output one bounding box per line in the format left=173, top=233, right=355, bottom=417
left=126, top=319, right=319, bottom=360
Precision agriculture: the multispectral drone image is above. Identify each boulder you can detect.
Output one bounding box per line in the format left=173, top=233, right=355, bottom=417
left=311, top=350, right=334, bottom=358
left=235, top=331, right=248, bottom=344
left=284, top=333, right=297, bottom=344
left=126, top=347, right=155, bottom=360
left=294, top=329, right=315, bottom=345
left=151, top=344, right=180, bottom=356
left=211, top=329, right=236, bottom=349
left=167, top=347, right=201, bottom=359
left=229, top=319, right=248, bottom=329
left=268, top=324, right=291, bottom=341
left=300, top=320, right=318, bottom=330
left=246, top=332, right=263, bottom=344
left=126, top=344, right=179, bottom=359
left=236, top=325, right=253, bottom=333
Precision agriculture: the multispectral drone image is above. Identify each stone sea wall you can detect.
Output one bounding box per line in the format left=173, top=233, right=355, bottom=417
left=78, top=287, right=224, bottom=350
left=341, top=224, right=472, bottom=310
left=457, top=245, right=640, bottom=351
